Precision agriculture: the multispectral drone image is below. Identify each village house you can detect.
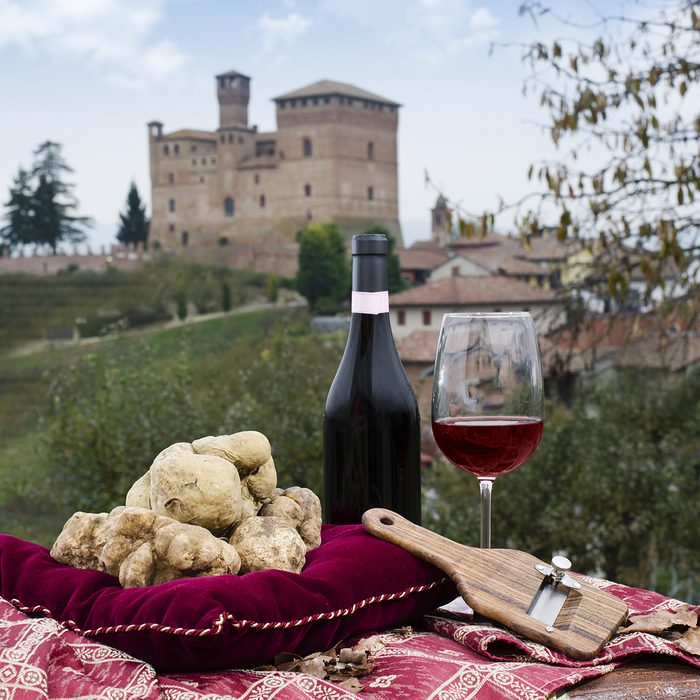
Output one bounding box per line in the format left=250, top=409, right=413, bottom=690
left=389, top=274, right=563, bottom=340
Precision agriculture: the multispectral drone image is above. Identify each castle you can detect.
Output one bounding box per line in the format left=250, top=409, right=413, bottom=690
left=147, top=71, right=402, bottom=250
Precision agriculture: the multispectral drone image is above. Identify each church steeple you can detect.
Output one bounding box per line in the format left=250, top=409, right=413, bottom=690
left=431, top=195, right=450, bottom=247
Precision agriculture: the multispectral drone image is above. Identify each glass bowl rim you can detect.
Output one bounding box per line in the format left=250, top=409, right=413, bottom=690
left=441, top=311, right=534, bottom=318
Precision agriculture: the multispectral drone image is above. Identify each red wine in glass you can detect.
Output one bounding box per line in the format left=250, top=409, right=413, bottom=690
left=431, top=312, right=544, bottom=548
left=432, top=416, right=544, bottom=479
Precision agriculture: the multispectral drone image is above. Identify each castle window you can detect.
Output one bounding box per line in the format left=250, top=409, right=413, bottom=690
left=367, top=142, right=374, bottom=160
left=168, top=224, right=175, bottom=233
left=192, top=158, right=197, bottom=166
left=228, top=134, right=233, bottom=143
left=312, top=98, right=318, bottom=105
left=339, top=96, right=345, bottom=105
left=324, top=96, right=330, bottom=104
left=191, top=145, right=197, bottom=152
left=173, top=144, right=180, bottom=155
left=259, top=194, right=266, bottom=208
left=220, top=134, right=225, bottom=143
left=163, top=145, right=169, bottom=156
left=211, top=157, right=216, bottom=164
left=168, top=172, right=175, bottom=185
left=367, top=186, right=374, bottom=201
left=200, top=176, right=205, bottom=183
left=422, top=310, right=432, bottom=326
left=307, top=210, right=312, bottom=220
left=397, top=310, right=406, bottom=326
left=201, top=157, right=206, bottom=165
left=279, top=150, right=285, bottom=159
left=224, top=197, right=235, bottom=217
left=304, top=183, right=312, bottom=197
left=238, top=137, right=244, bottom=144
left=219, top=237, right=229, bottom=246
left=181, top=231, right=189, bottom=247
left=290, top=99, right=296, bottom=108
left=254, top=173, right=260, bottom=184
left=303, top=138, right=312, bottom=157
left=301, top=98, right=307, bottom=106
left=280, top=100, right=286, bottom=109
left=169, top=198, right=176, bottom=213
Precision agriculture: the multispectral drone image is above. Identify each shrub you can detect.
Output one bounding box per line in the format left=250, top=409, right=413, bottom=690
left=40, top=341, right=200, bottom=512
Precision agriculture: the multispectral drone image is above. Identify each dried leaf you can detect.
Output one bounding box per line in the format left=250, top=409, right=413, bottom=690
left=353, top=634, right=385, bottom=655
left=338, top=678, right=363, bottom=693
left=675, top=627, right=700, bottom=656
left=624, top=605, right=698, bottom=634
left=297, top=656, right=327, bottom=678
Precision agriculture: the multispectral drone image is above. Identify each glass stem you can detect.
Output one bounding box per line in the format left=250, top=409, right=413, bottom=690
left=479, top=479, right=493, bottom=549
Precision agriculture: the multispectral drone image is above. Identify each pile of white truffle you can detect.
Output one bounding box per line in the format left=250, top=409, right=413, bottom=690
left=50, top=431, right=322, bottom=588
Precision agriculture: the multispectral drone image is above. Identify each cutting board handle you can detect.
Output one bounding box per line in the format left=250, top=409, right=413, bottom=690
left=362, top=507, right=475, bottom=576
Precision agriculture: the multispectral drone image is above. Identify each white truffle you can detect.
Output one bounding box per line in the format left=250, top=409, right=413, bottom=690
left=149, top=453, right=242, bottom=535
left=231, top=516, right=306, bottom=574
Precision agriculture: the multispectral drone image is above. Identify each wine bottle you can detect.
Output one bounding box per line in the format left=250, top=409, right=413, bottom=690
left=323, top=233, right=421, bottom=525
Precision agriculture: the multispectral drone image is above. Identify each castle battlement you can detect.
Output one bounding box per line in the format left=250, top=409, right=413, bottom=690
left=0, top=244, right=150, bottom=276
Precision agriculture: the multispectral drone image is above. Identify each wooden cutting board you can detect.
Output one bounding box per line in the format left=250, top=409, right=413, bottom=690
left=363, top=508, right=628, bottom=660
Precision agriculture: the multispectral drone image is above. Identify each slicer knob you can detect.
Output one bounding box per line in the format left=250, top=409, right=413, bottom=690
left=551, top=556, right=571, bottom=583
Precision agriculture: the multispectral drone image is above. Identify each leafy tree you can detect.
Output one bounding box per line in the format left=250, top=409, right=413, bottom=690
left=117, top=181, right=149, bottom=248
left=510, top=2, right=700, bottom=304
left=0, top=168, right=35, bottom=251
left=363, top=224, right=409, bottom=293
left=30, top=141, right=92, bottom=253
left=296, top=222, right=350, bottom=314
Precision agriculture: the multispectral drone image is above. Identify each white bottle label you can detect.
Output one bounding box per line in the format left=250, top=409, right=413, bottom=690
left=351, top=291, right=389, bottom=315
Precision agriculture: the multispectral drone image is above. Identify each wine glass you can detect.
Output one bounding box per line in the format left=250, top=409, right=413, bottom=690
left=431, top=312, right=544, bottom=548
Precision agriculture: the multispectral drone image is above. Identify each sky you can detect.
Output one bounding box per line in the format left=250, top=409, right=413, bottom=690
left=0, top=0, right=630, bottom=248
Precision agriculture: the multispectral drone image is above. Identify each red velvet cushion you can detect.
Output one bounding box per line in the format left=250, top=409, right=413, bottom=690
left=0, top=524, right=454, bottom=672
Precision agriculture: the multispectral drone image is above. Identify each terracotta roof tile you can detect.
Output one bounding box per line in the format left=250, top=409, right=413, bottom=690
left=396, top=330, right=439, bottom=363
left=163, top=129, right=217, bottom=142
left=398, top=245, right=450, bottom=271
left=615, top=332, right=700, bottom=371
left=390, top=275, right=556, bottom=307
left=274, top=80, right=400, bottom=106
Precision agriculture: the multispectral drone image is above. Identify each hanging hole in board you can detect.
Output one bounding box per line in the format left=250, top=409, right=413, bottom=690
left=380, top=516, right=394, bottom=525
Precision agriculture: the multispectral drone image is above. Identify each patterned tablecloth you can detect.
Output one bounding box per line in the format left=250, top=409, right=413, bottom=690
left=0, top=579, right=698, bottom=699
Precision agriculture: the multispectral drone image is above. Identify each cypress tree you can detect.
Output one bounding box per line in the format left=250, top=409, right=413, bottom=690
left=117, top=182, right=149, bottom=248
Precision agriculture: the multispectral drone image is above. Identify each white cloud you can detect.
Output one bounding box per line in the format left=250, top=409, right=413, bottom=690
left=258, top=12, right=313, bottom=54
left=414, top=1, right=501, bottom=63
left=0, top=0, right=186, bottom=90
left=469, top=7, right=499, bottom=30
left=321, top=0, right=500, bottom=65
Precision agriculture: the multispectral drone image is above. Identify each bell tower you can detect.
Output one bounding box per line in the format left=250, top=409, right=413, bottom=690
left=431, top=195, right=451, bottom=247
left=216, top=70, right=250, bottom=129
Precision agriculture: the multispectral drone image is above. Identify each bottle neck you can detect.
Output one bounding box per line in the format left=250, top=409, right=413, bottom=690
left=351, top=253, right=389, bottom=316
